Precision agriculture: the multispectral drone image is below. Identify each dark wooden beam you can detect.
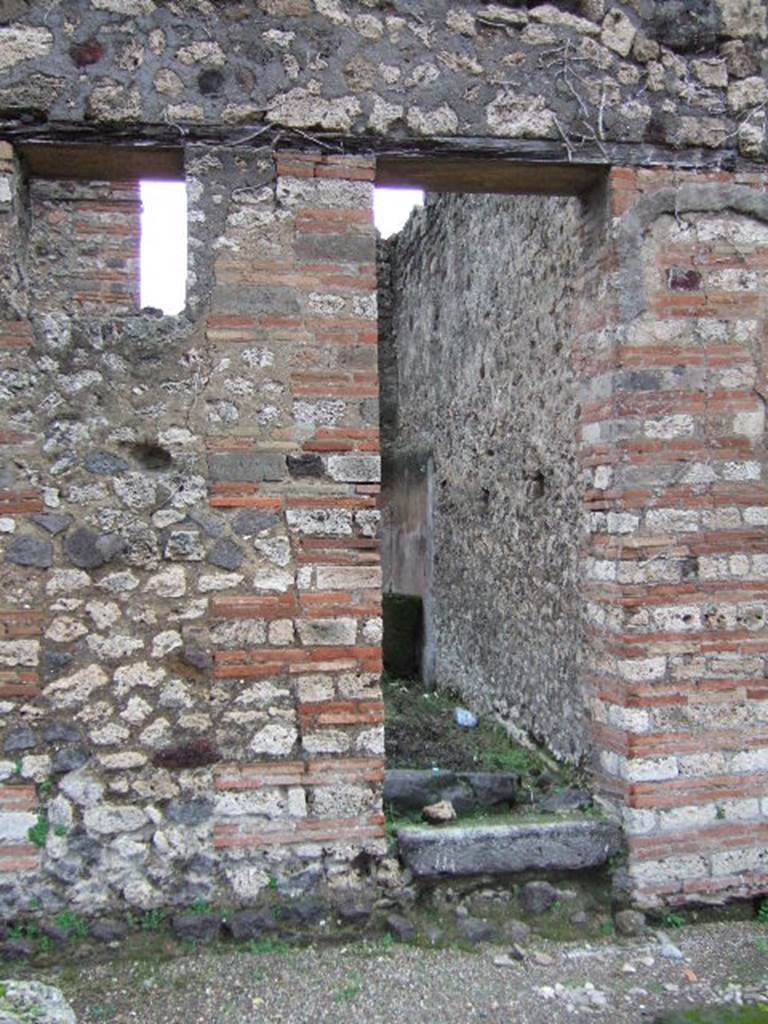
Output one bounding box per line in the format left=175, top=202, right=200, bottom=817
left=376, top=154, right=604, bottom=196
left=18, top=142, right=183, bottom=182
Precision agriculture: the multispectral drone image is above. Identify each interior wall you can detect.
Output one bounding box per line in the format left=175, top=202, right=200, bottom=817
left=381, top=192, right=588, bottom=762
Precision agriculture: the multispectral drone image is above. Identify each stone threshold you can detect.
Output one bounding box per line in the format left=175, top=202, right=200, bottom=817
left=396, top=817, right=622, bottom=880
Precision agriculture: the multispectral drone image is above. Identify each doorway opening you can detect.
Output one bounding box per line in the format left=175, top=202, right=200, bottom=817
left=376, top=158, right=605, bottom=800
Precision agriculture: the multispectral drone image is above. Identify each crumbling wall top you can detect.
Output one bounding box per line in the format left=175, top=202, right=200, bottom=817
left=0, top=1, right=766, bottom=169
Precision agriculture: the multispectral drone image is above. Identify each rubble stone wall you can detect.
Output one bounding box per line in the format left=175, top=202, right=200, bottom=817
left=0, top=145, right=386, bottom=918
left=0, top=2, right=766, bottom=167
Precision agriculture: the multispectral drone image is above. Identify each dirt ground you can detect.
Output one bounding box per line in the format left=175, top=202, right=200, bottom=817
left=13, top=920, right=768, bottom=1024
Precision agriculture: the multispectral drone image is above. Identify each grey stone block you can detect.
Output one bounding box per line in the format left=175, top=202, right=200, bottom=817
left=208, top=537, right=243, bottom=571
left=386, top=913, right=416, bottom=943
left=457, top=915, right=497, bottom=944
left=519, top=880, right=558, bottom=915
left=172, top=912, right=221, bottom=944
left=210, top=285, right=299, bottom=316
left=232, top=509, right=280, bottom=535
left=30, top=512, right=72, bottom=535
left=3, top=726, right=36, bottom=753
left=296, top=233, right=373, bottom=263
left=614, top=908, right=647, bottom=936
left=208, top=451, right=286, bottom=483
left=6, top=534, right=53, bottom=568
left=43, top=721, right=81, bottom=744
left=90, top=918, right=129, bottom=942
left=182, top=644, right=213, bottom=671
left=396, top=819, right=622, bottom=880
left=41, top=650, right=73, bottom=681
left=384, top=769, right=519, bottom=815
left=166, top=797, right=213, bottom=826
left=65, top=527, right=123, bottom=569
left=287, top=453, right=324, bottom=478
left=51, top=746, right=89, bottom=774
left=84, top=449, right=130, bottom=476
left=539, top=789, right=593, bottom=814
left=228, top=908, right=277, bottom=941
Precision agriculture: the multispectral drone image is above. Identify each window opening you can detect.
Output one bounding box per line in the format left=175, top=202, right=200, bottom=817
left=374, top=187, right=423, bottom=238
left=140, top=179, right=187, bottom=315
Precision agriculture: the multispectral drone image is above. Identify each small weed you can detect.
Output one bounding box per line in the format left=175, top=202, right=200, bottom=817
left=188, top=899, right=212, bottom=916
left=607, top=849, right=627, bottom=869
left=36, top=934, right=52, bottom=955
left=599, top=920, right=615, bottom=937
left=53, top=824, right=67, bottom=838
left=141, top=909, right=167, bottom=932
left=37, top=778, right=53, bottom=799
left=246, top=937, right=290, bottom=955
left=755, top=936, right=768, bottom=955
left=662, top=912, right=685, bottom=929
left=55, top=910, right=89, bottom=940
left=27, top=812, right=49, bottom=849
left=12, top=759, right=21, bottom=776
left=90, top=1004, right=116, bottom=1022
left=757, top=900, right=768, bottom=925
left=335, top=974, right=363, bottom=1004
left=267, top=876, right=279, bottom=891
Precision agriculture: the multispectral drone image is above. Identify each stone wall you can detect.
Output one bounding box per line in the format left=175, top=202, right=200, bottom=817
left=0, top=145, right=387, bottom=919
left=583, top=166, right=768, bottom=908
left=27, top=179, right=141, bottom=315
left=381, top=192, right=588, bottom=763
left=0, top=2, right=766, bottom=168
left=0, top=0, right=766, bottom=916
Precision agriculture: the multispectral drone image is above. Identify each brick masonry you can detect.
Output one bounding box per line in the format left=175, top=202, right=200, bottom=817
left=0, top=145, right=386, bottom=917
left=583, top=167, right=768, bottom=907
left=27, top=179, right=141, bottom=315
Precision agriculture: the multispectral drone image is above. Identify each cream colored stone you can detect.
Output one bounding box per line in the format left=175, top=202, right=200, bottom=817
left=0, top=26, right=53, bottom=70
left=267, top=86, right=361, bottom=131
left=601, top=9, right=635, bottom=56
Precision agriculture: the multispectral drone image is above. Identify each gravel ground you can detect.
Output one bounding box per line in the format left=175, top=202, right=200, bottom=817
left=17, top=921, right=768, bottom=1024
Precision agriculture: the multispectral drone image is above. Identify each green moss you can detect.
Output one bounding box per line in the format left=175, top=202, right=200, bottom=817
left=27, top=812, right=49, bottom=849
left=382, top=674, right=582, bottom=793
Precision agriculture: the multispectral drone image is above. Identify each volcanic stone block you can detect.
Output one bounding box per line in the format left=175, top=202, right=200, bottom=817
left=384, top=769, right=520, bottom=815
left=396, top=819, right=622, bottom=880
left=208, top=451, right=286, bottom=483
left=6, top=534, right=53, bottom=568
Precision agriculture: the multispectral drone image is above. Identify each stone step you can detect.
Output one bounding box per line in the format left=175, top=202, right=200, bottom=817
left=396, top=817, right=622, bottom=880
left=384, top=769, right=520, bottom=816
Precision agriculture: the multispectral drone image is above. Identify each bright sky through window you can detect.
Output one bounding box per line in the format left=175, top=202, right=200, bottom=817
left=140, top=180, right=187, bottom=316
left=374, top=187, right=424, bottom=237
